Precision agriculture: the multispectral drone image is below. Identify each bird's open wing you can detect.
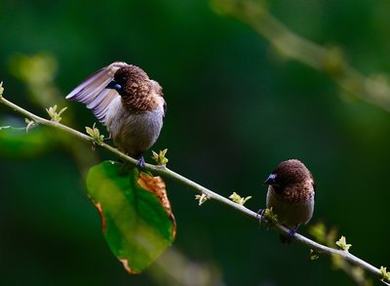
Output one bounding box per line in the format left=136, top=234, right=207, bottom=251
left=65, top=61, right=128, bottom=123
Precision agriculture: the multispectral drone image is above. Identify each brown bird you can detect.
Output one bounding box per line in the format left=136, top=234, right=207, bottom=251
left=264, top=159, right=315, bottom=238
left=66, top=62, right=166, bottom=166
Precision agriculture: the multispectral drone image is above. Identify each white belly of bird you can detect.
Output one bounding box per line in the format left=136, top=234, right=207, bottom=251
left=105, top=97, right=164, bottom=156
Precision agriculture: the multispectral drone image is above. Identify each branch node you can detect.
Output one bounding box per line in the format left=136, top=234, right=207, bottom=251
left=46, top=104, right=67, bottom=122
left=152, top=148, right=169, bottom=166
left=262, top=207, right=278, bottom=225
left=336, top=235, right=352, bottom=252
left=380, top=266, right=390, bottom=283
left=195, top=193, right=210, bottom=206
left=229, top=191, right=252, bottom=205
left=85, top=123, right=104, bottom=145
left=25, top=118, right=37, bottom=132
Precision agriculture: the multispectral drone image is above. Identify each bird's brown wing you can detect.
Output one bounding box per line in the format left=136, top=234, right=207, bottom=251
left=65, top=61, right=128, bottom=123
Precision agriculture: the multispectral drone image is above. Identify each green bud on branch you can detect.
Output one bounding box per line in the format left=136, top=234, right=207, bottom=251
left=229, top=192, right=252, bottom=205
left=336, top=236, right=352, bottom=252
left=46, top=105, right=67, bottom=122
left=380, top=266, right=390, bottom=282
left=309, top=249, right=320, bottom=261
left=85, top=123, right=104, bottom=145
left=263, top=207, right=278, bottom=225
left=152, top=149, right=169, bottom=166
left=195, top=193, right=210, bottom=206
left=25, top=118, right=36, bottom=132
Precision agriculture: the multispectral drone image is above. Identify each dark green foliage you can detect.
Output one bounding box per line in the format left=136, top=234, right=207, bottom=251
left=1, top=0, right=390, bottom=285
left=0, top=128, right=51, bottom=157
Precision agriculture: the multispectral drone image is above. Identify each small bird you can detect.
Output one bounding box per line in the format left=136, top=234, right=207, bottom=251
left=66, top=62, right=166, bottom=166
left=264, top=159, right=315, bottom=238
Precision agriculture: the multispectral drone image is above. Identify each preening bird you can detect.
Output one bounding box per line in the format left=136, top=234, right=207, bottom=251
left=66, top=62, right=166, bottom=166
left=264, top=159, right=315, bottom=238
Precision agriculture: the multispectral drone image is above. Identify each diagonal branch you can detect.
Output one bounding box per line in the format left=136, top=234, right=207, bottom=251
left=0, top=87, right=387, bottom=284
left=212, top=0, right=390, bottom=112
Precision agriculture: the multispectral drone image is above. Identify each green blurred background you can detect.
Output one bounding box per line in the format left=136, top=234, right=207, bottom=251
left=1, top=0, right=390, bottom=285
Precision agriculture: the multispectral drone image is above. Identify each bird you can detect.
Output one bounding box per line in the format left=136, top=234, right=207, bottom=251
left=65, top=62, right=166, bottom=167
left=264, top=159, right=315, bottom=240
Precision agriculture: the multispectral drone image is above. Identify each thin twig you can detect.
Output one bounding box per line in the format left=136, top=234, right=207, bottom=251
left=0, top=93, right=386, bottom=284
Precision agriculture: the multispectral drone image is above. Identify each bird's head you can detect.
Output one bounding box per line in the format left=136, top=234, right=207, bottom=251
left=265, top=159, right=313, bottom=193
left=106, top=65, right=151, bottom=99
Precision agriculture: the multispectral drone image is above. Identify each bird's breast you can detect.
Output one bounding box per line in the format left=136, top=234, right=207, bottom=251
left=105, top=97, right=164, bottom=156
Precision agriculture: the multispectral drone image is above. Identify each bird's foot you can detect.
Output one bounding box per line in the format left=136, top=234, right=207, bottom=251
left=104, top=133, right=112, bottom=142
left=136, top=156, right=146, bottom=169
left=280, top=225, right=299, bottom=244
left=256, top=208, right=265, bottom=224
left=287, top=227, right=298, bottom=239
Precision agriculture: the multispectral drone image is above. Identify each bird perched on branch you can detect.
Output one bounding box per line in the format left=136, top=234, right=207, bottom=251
left=66, top=62, right=166, bottom=167
left=264, top=159, right=315, bottom=240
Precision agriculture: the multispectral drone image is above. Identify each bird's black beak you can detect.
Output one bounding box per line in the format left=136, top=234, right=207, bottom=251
left=264, top=173, right=277, bottom=185
left=106, top=80, right=122, bottom=91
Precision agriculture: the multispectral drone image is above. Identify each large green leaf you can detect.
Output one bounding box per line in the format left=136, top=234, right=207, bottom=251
left=86, top=161, right=176, bottom=274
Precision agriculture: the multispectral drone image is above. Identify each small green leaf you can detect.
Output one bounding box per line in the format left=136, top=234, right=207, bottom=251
left=46, top=104, right=67, bottom=122
left=336, top=235, right=352, bottom=252
left=86, top=161, right=176, bottom=274
left=263, top=207, right=278, bottom=225
left=380, top=266, right=390, bottom=282
left=151, top=148, right=169, bottom=166
left=25, top=118, right=36, bottom=132
left=195, top=193, right=209, bottom=206
left=85, top=123, right=104, bottom=144
left=309, top=249, right=320, bottom=261
left=228, top=192, right=252, bottom=205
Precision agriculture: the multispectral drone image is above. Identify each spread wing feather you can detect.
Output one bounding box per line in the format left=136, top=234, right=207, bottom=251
left=65, top=62, right=128, bottom=123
